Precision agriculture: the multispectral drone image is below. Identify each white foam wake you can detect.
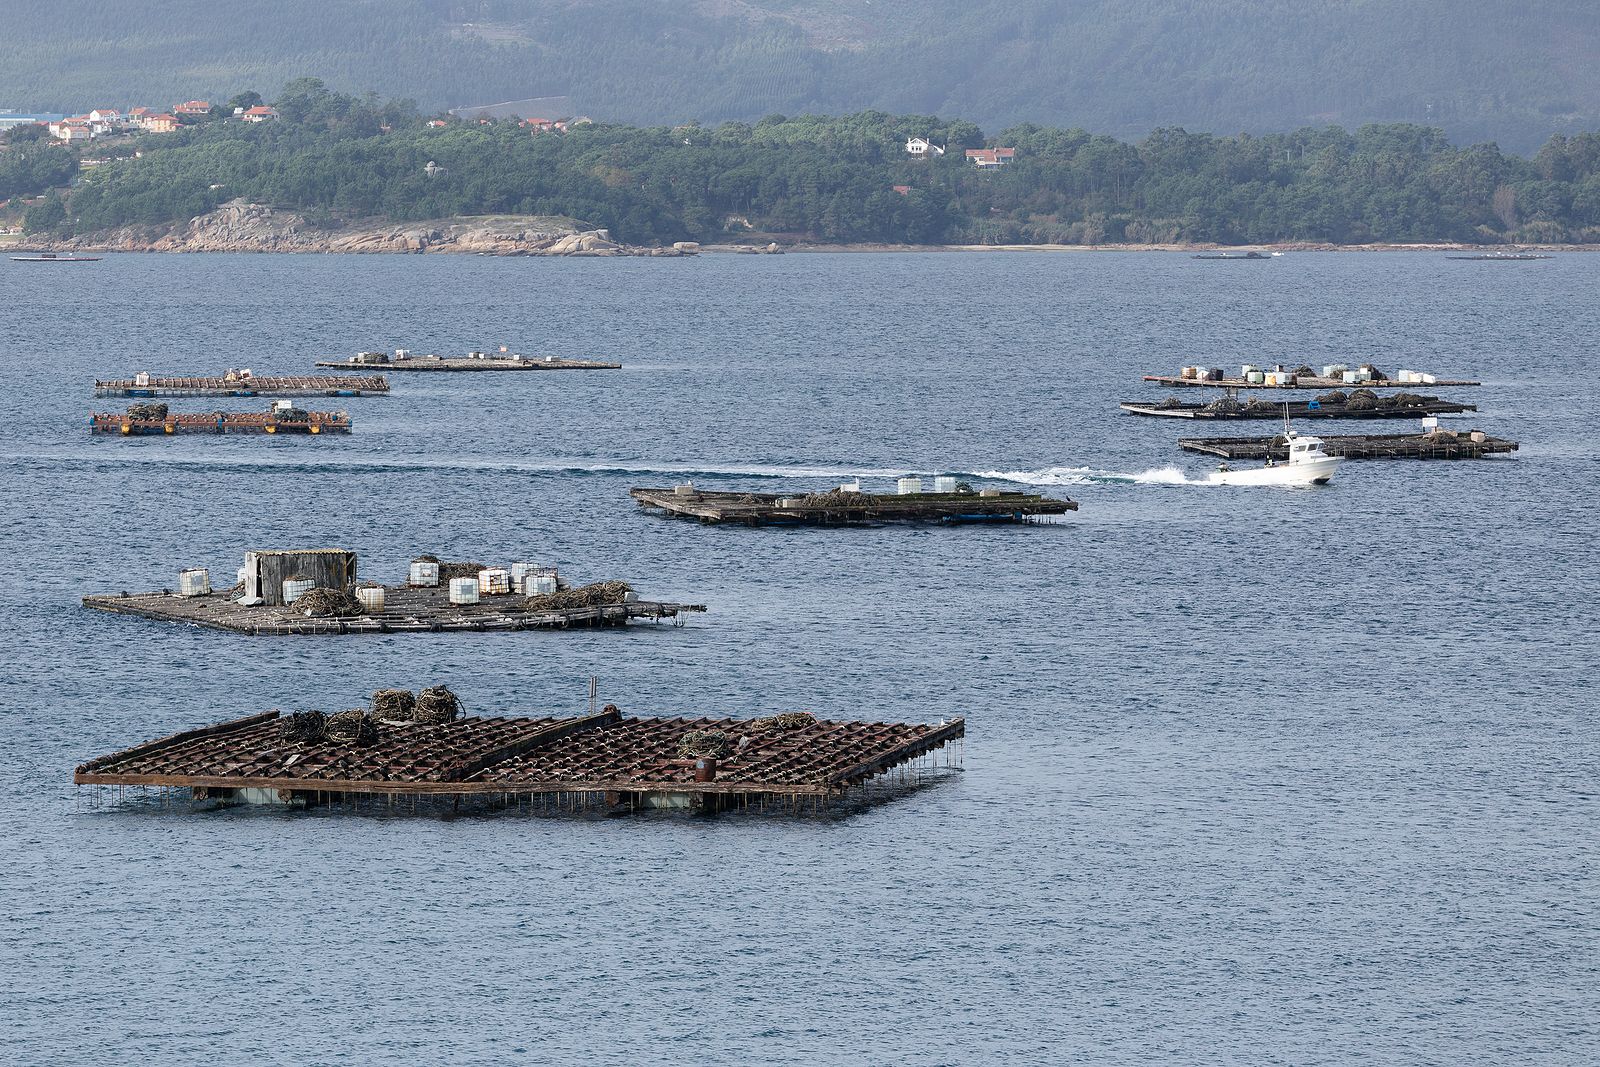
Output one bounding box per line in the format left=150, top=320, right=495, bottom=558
left=972, top=465, right=1205, bottom=487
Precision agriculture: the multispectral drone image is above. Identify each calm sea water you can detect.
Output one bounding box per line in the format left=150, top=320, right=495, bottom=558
left=0, top=250, right=1595, bottom=1065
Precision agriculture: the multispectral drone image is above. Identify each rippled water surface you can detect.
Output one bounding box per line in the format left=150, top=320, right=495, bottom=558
left=1, top=251, right=1595, bottom=1065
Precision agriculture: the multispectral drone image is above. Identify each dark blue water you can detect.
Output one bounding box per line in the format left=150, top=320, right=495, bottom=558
left=1, top=251, right=1594, bottom=1065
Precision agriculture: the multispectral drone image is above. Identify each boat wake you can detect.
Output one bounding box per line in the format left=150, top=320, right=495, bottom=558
left=972, top=465, right=1207, bottom=487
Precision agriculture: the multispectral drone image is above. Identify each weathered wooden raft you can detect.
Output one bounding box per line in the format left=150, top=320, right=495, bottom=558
left=1179, top=431, right=1519, bottom=460
left=90, top=411, right=351, bottom=435
left=74, top=706, right=964, bottom=808
left=632, top=487, right=1077, bottom=525
left=95, top=374, right=388, bottom=397
left=316, top=355, right=621, bottom=371
left=1121, top=396, right=1476, bottom=419
left=1144, top=374, right=1479, bottom=390
left=82, top=584, right=705, bottom=635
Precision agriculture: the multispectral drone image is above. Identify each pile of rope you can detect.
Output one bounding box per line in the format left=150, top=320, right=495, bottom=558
left=272, top=406, right=311, bottom=423
left=294, top=587, right=364, bottom=617
left=277, top=709, right=327, bottom=744
left=1292, top=364, right=1316, bottom=376
left=1317, top=390, right=1348, bottom=405
left=1203, top=395, right=1243, bottom=413
left=749, top=711, right=816, bottom=732
left=523, top=580, right=632, bottom=613
left=1243, top=397, right=1278, bottom=412
left=800, top=490, right=874, bottom=507
left=1346, top=388, right=1380, bottom=411
left=677, top=729, right=733, bottom=759
left=325, top=708, right=378, bottom=745
left=1157, top=396, right=1184, bottom=409
left=412, top=554, right=440, bottom=564
left=371, top=688, right=416, bottom=721
left=414, top=685, right=462, bottom=725
left=127, top=402, right=169, bottom=420
left=437, top=561, right=485, bottom=582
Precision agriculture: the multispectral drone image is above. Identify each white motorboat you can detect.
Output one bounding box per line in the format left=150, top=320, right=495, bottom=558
left=1207, top=430, right=1340, bottom=486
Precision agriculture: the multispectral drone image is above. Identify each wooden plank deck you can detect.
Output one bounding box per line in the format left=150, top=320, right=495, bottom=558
left=316, top=355, right=620, bottom=371
left=1144, top=374, right=1480, bottom=390
left=1120, top=397, right=1477, bottom=420
left=1179, top=432, right=1520, bottom=461
left=95, top=374, right=388, bottom=397
left=82, top=583, right=705, bottom=636
left=74, top=709, right=966, bottom=804
left=631, top=487, right=1076, bottom=525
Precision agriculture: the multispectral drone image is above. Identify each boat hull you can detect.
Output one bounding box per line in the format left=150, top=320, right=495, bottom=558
left=1207, top=456, right=1340, bottom=486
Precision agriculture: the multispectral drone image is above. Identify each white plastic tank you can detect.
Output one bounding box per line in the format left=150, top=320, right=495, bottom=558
left=979, top=488, right=1002, bottom=498
left=673, top=482, right=696, bottom=497
left=478, top=567, right=512, bottom=594
left=408, top=561, right=440, bottom=587
left=1247, top=371, right=1266, bottom=384
left=509, top=561, right=536, bottom=585
left=623, top=591, right=639, bottom=604
left=134, top=371, right=151, bottom=387
left=356, top=586, right=385, bottom=613
left=178, top=568, right=210, bottom=597
left=933, top=476, right=958, bottom=493
left=839, top=480, right=862, bottom=492
left=1240, top=364, right=1258, bottom=376
left=897, top=477, right=923, bottom=495
left=281, top=577, right=315, bottom=604
left=523, top=572, right=558, bottom=595
left=449, top=577, right=480, bottom=605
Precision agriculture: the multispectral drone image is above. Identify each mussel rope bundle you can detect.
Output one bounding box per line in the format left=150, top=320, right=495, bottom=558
left=523, top=580, right=632, bottom=613
left=437, top=561, right=486, bottom=582
left=325, top=708, right=378, bottom=745
left=412, top=554, right=440, bottom=564
left=800, top=490, right=874, bottom=507
left=414, top=685, right=462, bottom=725
left=294, top=587, right=365, bottom=618
left=749, top=711, right=817, bottom=732
left=277, top=709, right=327, bottom=744
left=371, top=688, right=416, bottom=721
left=127, top=402, right=168, bottom=420
left=677, top=729, right=733, bottom=759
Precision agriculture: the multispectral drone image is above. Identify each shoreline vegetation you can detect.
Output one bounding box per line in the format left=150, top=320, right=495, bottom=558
left=7, top=80, right=1600, bottom=253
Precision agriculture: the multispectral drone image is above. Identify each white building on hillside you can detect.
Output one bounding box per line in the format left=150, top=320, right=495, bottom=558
left=905, top=137, right=945, bottom=157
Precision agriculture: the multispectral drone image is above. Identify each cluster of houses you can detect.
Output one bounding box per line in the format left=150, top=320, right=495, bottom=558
left=20, top=102, right=279, bottom=143
left=905, top=137, right=1017, bottom=168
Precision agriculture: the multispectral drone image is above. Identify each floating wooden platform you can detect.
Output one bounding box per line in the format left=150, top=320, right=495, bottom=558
left=1144, top=374, right=1480, bottom=390
left=74, top=706, right=964, bottom=812
left=95, top=374, right=389, bottom=397
left=82, top=584, right=705, bottom=636
left=316, top=354, right=620, bottom=371
left=90, top=411, right=351, bottom=435
left=631, top=487, right=1077, bottom=525
left=1179, top=431, right=1519, bottom=461
left=1121, top=396, right=1476, bottom=420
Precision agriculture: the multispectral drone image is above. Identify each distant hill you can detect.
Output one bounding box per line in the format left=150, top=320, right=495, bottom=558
left=3, top=1, right=1599, bottom=153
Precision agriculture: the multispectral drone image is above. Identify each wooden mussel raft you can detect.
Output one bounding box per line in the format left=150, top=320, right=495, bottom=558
left=90, top=402, right=351, bottom=435
left=631, top=483, right=1077, bottom=525
left=1146, top=362, right=1479, bottom=390
left=1121, top=391, right=1477, bottom=420
left=317, top=349, right=621, bottom=371
left=82, top=548, right=705, bottom=635
left=1179, top=429, right=1519, bottom=461
left=95, top=370, right=388, bottom=397
left=74, top=696, right=965, bottom=814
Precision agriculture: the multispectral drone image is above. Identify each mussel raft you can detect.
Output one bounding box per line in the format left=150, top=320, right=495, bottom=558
left=630, top=486, right=1076, bottom=525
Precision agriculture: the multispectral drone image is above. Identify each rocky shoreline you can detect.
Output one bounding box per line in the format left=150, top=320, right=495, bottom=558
left=29, top=200, right=700, bottom=256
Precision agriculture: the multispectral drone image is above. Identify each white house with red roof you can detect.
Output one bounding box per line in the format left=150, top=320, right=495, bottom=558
left=140, top=113, right=179, bottom=133
left=48, top=118, right=92, bottom=142
left=240, top=105, right=278, bottom=123
left=966, top=147, right=1017, bottom=168
left=173, top=100, right=212, bottom=117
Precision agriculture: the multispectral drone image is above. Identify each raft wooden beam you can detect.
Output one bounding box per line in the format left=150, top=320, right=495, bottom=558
left=1179, top=431, right=1519, bottom=461
left=95, top=374, right=388, bottom=397
left=1144, top=374, right=1479, bottom=390
left=74, top=710, right=966, bottom=809
left=631, top=487, right=1076, bottom=525
left=90, top=411, right=352, bottom=435
left=1120, top=397, right=1477, bottom=420
left=316, top=354, right=620, bottom=371
left=82, top=584, right=706, bottom=636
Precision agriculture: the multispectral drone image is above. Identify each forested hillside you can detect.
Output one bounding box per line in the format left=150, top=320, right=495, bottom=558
left=16, top=82, right=1600, bottom=247
left=2, top=1, right=1598, bottom=153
